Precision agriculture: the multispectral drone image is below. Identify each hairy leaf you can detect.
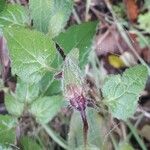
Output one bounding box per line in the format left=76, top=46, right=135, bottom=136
left=0, top=115, right=16, bottom=146
left=16, top=79, right=39, bottom=103
left=54, top=21, right=97, bottom=67
left=39, top=72, right=61, bottom=96
left=29, top=0, right=73, bottom=35
left=30, top=95, right=64, bottom=124
left=5, top=94, right=24, bottom=116
left=4, top=27, right=56, bottom=83
left=102, top=65, right=148, bottom=120
left=29, top=0, right=51, bottom=33
left=68, top=108, right=110, bottom=149
left=48, top=0, right=73, bottom=37
left=0, top=4, right=30, bottom=27
left=62, top=48, right=83, bottom=96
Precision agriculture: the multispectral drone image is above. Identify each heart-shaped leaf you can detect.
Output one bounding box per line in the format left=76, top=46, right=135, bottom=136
left=3, top=27, right=56, bottom=83
left=102, top=65, right=148, bottom=120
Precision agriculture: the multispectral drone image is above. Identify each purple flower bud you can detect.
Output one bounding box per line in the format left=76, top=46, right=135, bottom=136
left=66, top=84, right=87, bottom=111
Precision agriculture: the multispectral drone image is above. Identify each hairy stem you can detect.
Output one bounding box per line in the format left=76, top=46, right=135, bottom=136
left=80, top=109, right=88, bottom=150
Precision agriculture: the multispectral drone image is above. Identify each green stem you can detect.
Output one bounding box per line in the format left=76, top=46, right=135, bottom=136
left=42, top=124, right=68, bottom=150
left=126, top=120, right=147, bottom=150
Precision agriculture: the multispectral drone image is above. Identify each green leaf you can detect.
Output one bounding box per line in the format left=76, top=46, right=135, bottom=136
left=0, top=145, right=12, bottom=150
left=39, top=72, right=61, bottom=96
left=48, top=0, right=73, bottom=37
left=0, top=0, right=6, bottom=12
left=0, top=115, right=16, bottom=147
left=20, top=137, right=42, bottom=150
left=30, top=95, right=64, bottom=124
left=5, top=94, right=24, bottom=116
left=0, top=4, right=30, bottom=28
left=117, top=142, right=134, bottom=150
left=29, top=0, right=50, bottom=33
left=3, top=26, right=56, bottom=83
left=39, top=54, right=62, bottom=96
left=62, top=48, right=83, bottom=96
left=29, top=0, right=73, bottom=35
left=16, top=79, right=39, bottom=103
left=68, top=108, right=110, bottom=149
left=102, top=65, right=148, bottom=120
left=54, top=21, right=97, bottom=67
left=138, top=12, right=150, bottom=33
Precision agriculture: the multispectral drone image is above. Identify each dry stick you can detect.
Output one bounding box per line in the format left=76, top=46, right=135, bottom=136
left=85, top=0, right=91, bottom=21
left=90, top=7, right=113, bottom=24
left=73, top=7, right=81, bottom=24
left=80, top=109, right=88, bottom=150
left=104, top=0, right=150, bottom=75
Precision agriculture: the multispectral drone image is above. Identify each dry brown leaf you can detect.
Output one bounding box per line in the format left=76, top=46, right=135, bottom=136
left=123, top=0, right=139, bottom=22
left=142, top=47, right=150, bottom=63
left=139, top=125, right=150, bottom=141
left=94, top=24, right=140, bottom=58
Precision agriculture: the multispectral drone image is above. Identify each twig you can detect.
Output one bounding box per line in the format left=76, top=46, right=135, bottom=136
left=103, top=0, right=150, bottom=75
left=85, top=0, right=91, bottom=21
left=42, top=124, right=68, bottom=150
left=137, top=107, right=150, bottom=119
left=72, top=7, right=81, bottom=24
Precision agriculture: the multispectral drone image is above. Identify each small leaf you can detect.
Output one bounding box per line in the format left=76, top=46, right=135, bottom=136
left=3, top=26, right=56, bottom=83
left=0, top=0, right=6, bottom=12
left=138, top=12, right=150, bottom=33
left=29, top=0, right=73, bottom=35
left=5, top=94, right=24, bottom=116
left=30, top=95, right=64, bottom=124
left=54, top=21, right=97, bottom=67
left=102, top=65, right=148, bottom=120
left=68, top=108, right=110, bottom=149
left=62, top=48, right=83, bottom=96
left=0, top=4, right=30, bottom=27
left=16, top=79, right=39, bottom=103
left=0, top=115, right=16, bottom=147
left=117, top=142, right=134, bottom=150
left=20, top=137, right=42, bottom=150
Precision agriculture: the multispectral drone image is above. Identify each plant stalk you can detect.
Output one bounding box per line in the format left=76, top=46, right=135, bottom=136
left=42, top=124, right=68, bottom=150
left=80, top=109, right=88, bottom=150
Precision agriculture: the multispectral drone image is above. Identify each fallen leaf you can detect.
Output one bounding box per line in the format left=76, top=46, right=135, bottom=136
left=123, top=0, right=139, bottom=22
left=139, top=125, right=150, bottom=141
